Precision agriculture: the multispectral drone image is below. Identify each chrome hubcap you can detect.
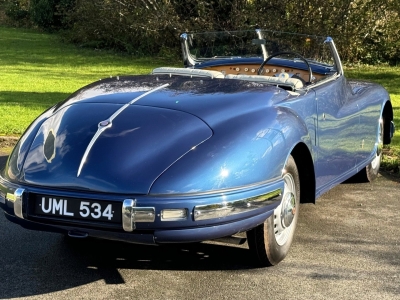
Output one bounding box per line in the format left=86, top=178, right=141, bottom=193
left=281, top=192, right=296, bottom=228
left=274, top=173, right=297, bottom=246
left=371, top=120, right=384, bottom=170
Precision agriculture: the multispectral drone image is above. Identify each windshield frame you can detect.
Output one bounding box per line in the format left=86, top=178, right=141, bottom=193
left=180, top=29, right=342, bottom=76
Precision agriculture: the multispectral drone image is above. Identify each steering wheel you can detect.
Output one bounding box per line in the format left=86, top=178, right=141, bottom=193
left=257, top=51, right=313, bottom=83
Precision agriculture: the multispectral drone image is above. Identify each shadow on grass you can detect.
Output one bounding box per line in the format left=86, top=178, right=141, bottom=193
left=346, top=70, right=400, bottom=95
left=0, top=91, right=71, bottom=134
left=0, top=27, right=173, bottom=72
left=0, top=91, right=70, bottom=107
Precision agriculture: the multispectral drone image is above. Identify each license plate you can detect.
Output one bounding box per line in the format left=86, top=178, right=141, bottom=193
left=33, top=195, right=122, bottom=223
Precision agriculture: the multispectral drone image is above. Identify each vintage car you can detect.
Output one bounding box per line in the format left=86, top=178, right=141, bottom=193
left=0, top=30, right=395, bottom=266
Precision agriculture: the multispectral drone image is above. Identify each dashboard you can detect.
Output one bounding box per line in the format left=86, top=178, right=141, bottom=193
left=204, top=64, right=326, bottom=82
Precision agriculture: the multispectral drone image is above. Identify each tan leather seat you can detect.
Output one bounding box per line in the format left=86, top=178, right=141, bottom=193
left=225, top=74, right=304, bottom=90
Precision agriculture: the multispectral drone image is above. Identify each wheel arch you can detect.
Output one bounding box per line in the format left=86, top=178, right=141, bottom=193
left=291, top=142, right=316, bottom=204
left=382, top=100, right=394, bottom=145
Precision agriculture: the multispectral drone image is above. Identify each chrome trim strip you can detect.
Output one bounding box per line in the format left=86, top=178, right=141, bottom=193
left=77, top=83, right=169, bottom=176
left=13, top=188, right=25, bottom=219
left=77, top=121, right=111, bottom=177
left=122, top=199, right=156, bottom=232
left=193, top=188, right=282, bottom=221
left=150, top=176, right=282, bottom=197
left=307, top=72, right=339, bottom=90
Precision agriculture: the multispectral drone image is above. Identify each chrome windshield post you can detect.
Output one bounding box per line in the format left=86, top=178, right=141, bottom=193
left=256, top=29, right=268, bottom=60
left=180, top=33, right=196, bottom=68
left=324, top=37, right=343, bottom=76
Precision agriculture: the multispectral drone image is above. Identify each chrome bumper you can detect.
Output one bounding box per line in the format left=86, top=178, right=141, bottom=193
left=121, top=189, right=281, bottom=232
left=193, top=189, right=281, bottom=221
left=2, top=188, right=26, bottom=219
left=1, top=177, right=283, bottom=233
left=122, top=199, right=155, bottom=232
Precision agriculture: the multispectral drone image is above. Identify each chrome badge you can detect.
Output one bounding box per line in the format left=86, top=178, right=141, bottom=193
left=44, top=129, right=56, bottom=163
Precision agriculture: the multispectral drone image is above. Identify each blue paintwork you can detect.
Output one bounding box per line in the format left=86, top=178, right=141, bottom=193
left=0, top=33, right=393, bottom=244
left=312, top=77, right=388, bottom=197
left=20, top=103, right=213, bottom=194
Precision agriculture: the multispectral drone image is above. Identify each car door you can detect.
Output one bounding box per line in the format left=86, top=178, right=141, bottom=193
left=312, top=75, right=360, bottom=194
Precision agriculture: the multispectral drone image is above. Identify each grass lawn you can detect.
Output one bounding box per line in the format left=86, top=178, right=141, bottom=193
left=0, top=26, right=177, bottom=135
left=0, top=26, right=399, bottom=171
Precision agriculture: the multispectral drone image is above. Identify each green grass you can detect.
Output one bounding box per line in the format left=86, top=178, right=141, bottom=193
left=0, top=26, right=177, bottom=135
left=0, top=26, right=399, bottom=172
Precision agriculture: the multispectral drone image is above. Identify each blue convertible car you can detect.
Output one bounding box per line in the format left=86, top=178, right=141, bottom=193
left=0, top=30, right=394, bottom=266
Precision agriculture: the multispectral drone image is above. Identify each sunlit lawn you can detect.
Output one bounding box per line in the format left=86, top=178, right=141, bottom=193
left=0, top=26, right=177, bottom=135
left=1, top=26, right=399, bottom=170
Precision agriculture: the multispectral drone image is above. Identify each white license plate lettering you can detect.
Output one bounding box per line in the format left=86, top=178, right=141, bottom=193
left=63, top=200, right=74, bottom=216
left=52, top=198, right=62, bottom=214
left=39, top=197, right=115, bottom=221
left=79, top=201, right=90, bottom=217
left=41, top=197, right=74, bottom=217
left=41, top=197, right=52, bottom=213
left=91, top=203, right=102, bottom=219
left=102, top=204, right=114, bottom=220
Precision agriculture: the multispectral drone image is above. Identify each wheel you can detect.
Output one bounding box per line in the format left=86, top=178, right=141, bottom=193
left=246, top=155, right=300, bottom=266
left=361, top=119, right=384, bottom=182
left=349, top=119, right=384, bottom=182
left=257, top=51, right=313, bottom=83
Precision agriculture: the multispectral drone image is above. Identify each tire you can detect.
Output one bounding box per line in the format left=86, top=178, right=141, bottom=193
left=366, top=119, right=384, bottom=181
left=246, top=155, right=300, bottom=266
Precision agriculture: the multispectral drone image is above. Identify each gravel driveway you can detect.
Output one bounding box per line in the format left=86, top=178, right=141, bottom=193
left=0, top=152, right=399, bottom=300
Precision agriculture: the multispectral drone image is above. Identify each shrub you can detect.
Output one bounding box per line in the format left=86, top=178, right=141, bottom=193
left=1, top=0, right=399, bottom=64
left=4, top=0, right=30, bottom=25
left=29, top=0, right=75, bottom=30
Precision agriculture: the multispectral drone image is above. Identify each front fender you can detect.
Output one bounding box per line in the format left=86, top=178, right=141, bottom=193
left=4, top=106, right=55, bottom=181
left=150, top=106, right=313, bottom=195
